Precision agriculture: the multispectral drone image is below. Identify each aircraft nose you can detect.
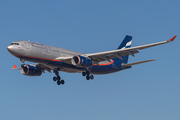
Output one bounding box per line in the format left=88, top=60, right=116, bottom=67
left=7, top=45, right=12, bottom=52
left=7, top=45, right=17, bottom=55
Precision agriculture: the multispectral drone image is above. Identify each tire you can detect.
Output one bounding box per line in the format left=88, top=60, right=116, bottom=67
left=53, top=77, right=57, bottom=81
left=61, top=80, right=65, bottom=85
left=90, top=75, right=94, bottom=80
left=82, top=72, right=86, bottom=76
left=57, top=80, right=61, bottom=85
left=86, top=76, right=90, bottom=80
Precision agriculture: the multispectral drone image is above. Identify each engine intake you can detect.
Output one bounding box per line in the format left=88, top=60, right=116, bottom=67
left=21, top=64, right=42, bottom=76
left=71, top=55, right=93, bottom=67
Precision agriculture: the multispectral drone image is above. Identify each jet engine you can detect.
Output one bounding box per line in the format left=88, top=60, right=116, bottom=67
left=21, top=64, right=42, bottom=76
left=71, top=55, right=93, bottom=67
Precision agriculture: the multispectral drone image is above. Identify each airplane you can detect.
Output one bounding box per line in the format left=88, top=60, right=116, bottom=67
left=7, top=35, right=176, bottom=85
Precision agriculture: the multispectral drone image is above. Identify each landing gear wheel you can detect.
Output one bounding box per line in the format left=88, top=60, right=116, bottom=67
left=90, top=75, right=94, bottom=80
left=82, top=72, right=86, bottom=76
left=53, top=77, right=57, bottom=81
left=53, top=69, right=65, bottom=86
left=57, top=80, right=61, bottom=85
left=61, top=80, right=65, bottom=85
left=86, top=76, right=90, bottom=80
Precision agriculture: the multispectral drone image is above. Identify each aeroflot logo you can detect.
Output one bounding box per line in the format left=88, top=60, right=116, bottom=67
left=121, top=40, right=132, bottom=49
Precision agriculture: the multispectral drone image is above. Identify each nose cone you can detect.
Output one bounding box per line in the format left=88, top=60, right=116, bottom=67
left=7, top=45, right=17, bottom=55
left=7, top=45, right=12, bottom=52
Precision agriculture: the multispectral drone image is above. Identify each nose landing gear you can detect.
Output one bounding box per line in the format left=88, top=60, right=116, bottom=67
left=20, top=58, right=25, bottom=63
left=53, top=70, right=65, bottom=85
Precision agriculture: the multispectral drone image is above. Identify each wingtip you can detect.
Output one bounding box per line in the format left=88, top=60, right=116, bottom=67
left=169, top=35, right=177, bottom=42
left=152, top=59, right=157, bottom=61
left=13, top=64, right=17, bottom=69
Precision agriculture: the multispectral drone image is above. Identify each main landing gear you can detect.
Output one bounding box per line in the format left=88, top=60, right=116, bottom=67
left=82, top=71, right=94, bottom=80
left=53, top=70, right=65, bottom=85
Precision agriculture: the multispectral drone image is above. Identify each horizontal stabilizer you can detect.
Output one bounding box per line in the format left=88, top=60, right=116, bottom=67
left=122, top=59, right=156, bottom=67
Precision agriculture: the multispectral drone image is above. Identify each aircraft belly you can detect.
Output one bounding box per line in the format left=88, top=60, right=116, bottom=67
left=90, top=65, right=119, bottom=75
left=59, top=68, right=83, bottom=73
left=90, top=63, right=132, bottom=75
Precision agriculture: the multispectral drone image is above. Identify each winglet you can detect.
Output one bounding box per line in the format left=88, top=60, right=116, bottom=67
left=12, top=64, right=21, bottom=70
left=169, top=35, right=177, bottom=42
left=13, top=65, right=17, bottom=69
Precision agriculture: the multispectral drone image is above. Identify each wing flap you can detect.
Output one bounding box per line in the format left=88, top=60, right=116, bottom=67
left=89, top=49, right=139, bottom=62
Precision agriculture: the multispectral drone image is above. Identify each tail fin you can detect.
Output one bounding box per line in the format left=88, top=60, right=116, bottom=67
left=117, top=35, right=132, bottom=49
left=114, top=35, right=132, bottom=64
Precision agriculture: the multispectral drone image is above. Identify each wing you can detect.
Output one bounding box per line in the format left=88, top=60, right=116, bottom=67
left=36, top=63, right=52, bottom=73
left=87, top=35, right=176, bottom=63
left=56, top=35, right=176, bottom=64
left=12, top=63, right=52, bottom=73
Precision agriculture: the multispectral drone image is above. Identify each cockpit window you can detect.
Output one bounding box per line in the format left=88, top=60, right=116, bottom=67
left=10, top=43, right=19, bottom=45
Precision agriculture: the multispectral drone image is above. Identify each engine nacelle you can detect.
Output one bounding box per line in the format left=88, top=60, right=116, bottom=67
left=21, top=64, right=42, bottom=76
left=71, top=55, right=93, bottom=67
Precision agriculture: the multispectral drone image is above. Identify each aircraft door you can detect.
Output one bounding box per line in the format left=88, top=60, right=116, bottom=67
left=45, top=46, right=51, bottom=54
left=24, top=42, right=30, bottom=49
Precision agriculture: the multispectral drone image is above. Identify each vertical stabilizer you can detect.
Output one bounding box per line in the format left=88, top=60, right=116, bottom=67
left=117, top=35, right=132, bottom=49
left=114, top=35, right=132, bottom=64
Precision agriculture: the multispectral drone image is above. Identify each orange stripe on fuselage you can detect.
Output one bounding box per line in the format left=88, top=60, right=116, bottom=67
left=93, top=60, right=114, bottom=66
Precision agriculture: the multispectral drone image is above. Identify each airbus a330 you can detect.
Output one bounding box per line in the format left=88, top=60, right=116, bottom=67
left=7, top=35, right=176, bottom=85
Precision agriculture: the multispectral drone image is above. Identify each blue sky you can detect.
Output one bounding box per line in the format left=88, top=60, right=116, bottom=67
left=1, top=0, right=180, bottom=120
